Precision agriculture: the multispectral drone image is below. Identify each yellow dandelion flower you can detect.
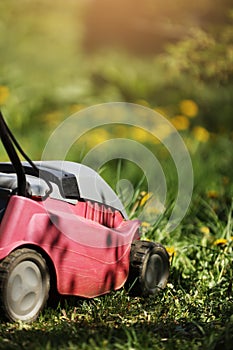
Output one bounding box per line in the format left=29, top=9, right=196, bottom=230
left=134, top=128, right=149, bottom=142
left=115, top=125, right=128, bottom=138
left=152, top=123, right=173, bottom=141
left=140, top=222, right=151, bottom=235
left=179, top=99, right=199, bottom=118
left=166, top=246, right=176, bottom=257
left=140, top=192, right=152, bottom=207
left=200, top=226, right=210, bottom=235
left=0, top=86, right=10, bottom=105
left=139, top=191, right=146, bottom=197
left=213, top=238, right=228, bottom=246
left=206, top=190, right=219, bottom=199
left=87, top=129, right=110, bottom=146
left=141, top=237, right=151, bottom=242
left=43, top=111, right=62, bottom=127
left=193, top=126, right=210, bottom=142
left=170, top=115, right=190, bottom=131
left=141, top=221, right=151, bottom=228
left=69, top=104, right=86, bottom=113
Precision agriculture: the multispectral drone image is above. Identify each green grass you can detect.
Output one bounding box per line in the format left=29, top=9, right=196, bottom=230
left=0, top=233, right=232, bottom=350
left=0, top=138, right=232, bottom=349
left=0, top=254, right=232, bottom=350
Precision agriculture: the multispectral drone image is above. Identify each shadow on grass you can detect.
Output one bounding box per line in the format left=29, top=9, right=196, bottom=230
left=1, top=309, right=232, bottom=350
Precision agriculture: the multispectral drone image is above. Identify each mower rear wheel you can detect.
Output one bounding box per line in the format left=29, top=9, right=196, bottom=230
left=0, top=248, right=50, bottom=323
left=127, top=240, right=169, bottom=296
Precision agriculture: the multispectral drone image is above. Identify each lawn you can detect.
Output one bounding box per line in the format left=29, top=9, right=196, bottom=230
left=0, top=1, right=232, bottom=349
left=0, top=120, right=232, bottom=350
left=0, top=157, right=232, bottom=350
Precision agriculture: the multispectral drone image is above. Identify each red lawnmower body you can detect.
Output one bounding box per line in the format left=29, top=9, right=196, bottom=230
left=0, top=111, right=169, bottom=323
left=0, top=192, right=140, bottom=298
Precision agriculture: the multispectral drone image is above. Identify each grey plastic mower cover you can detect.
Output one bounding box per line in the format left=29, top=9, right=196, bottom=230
left=34, top=160, right=128, bottom=218
left=0, top=161, right=127, bottom=217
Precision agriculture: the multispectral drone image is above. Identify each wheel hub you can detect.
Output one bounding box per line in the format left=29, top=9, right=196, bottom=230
left=7, top=261, right=43, bottom=319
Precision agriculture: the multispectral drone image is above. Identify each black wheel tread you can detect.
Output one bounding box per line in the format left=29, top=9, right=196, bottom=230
left=126, top=240, right=169, bottom=296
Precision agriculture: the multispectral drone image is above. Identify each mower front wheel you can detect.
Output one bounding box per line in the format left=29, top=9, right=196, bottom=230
left=127, top=240, right=169, bottom=296
left=0, top=248, right=50, bottom=323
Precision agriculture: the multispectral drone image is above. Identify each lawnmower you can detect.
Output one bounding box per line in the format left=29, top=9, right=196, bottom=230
left=0, top=111, right=169, bottom=323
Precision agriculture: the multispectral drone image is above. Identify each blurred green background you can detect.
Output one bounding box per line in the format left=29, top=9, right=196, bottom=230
left=0, top=4, right=232, bottom=347
left=0, top=0, right=232, bottom=199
